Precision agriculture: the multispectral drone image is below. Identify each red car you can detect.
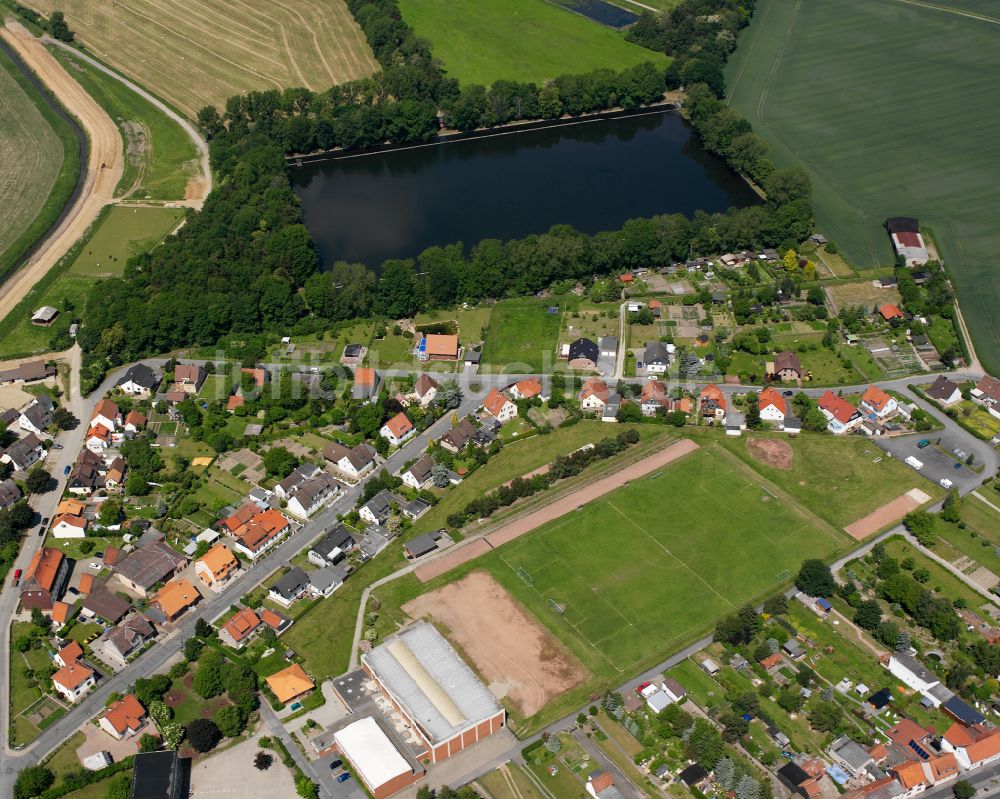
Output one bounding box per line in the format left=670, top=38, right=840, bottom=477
left=635, top=681, right=653, bottom=696
left=12, top=568, right=22, bottom=586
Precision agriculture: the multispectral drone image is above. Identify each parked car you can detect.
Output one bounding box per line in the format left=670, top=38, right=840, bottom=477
left=783, top=390, right=794, bottom=397
left=63, top=465, right=71, bottom=475
left=954, top=462, right=962, bottom=470
left=329, top=760, right=343, bottom=770
left=917, top=439, right=930, bottom=448
left=40, top=517, right=49, bottom=527
left=12, top=568, right=22, bottom=585
left=939, top=478, right=954, bottom=489
left=52, top=443, right=63, bottom=450
left=37, top=526, right=44, bottom=536
left=337, top=773, right=352, bottom=784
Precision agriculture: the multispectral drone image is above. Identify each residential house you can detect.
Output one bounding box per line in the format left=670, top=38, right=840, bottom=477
left=18, top=395, right=54, bottom=435
left=946, top=727, right=1000, bottom=770
left=508, top=377, right=544, bottom=401
left=174, top=364, right=206, bottom=393
left=772, top=351, right=802, bottom=381
left=643, top=342, right=671, bottom=375
left=699, top=384, right=727, bottom=422
left=360, top=490, right=394, bottom=526
left=926, top=375, right=962, bottom=407
left=85, top=423, right=112, bottom=453
left=941, top=695, right=985, bottom=727
left=438, top=418, right=477, bottom=453
left=567, top=338, right=599, bottom=370
left=114, top=535, right=187, bottom=596
left=323, top=441, right=376, bottom=479
left=640, top=380, right=670, bottom=416
left=151, top=578, right=200, bottom=621
left=266, top=663, right=315, bottom=705
left=261, top=607, right=292, bottom=635
left=341, top=343, right=365, bottom=365
left=68, top=449, right=106, bottom=495
left=81, top=588, right=130, bottom=624
left=19, top=547, right=68, bottom=610
left=402, top=498, right=430, bottom=520
left=760, top=653, right=784, bottom=672
left=879, top=303, right=905, bottom=322
left=55, top=640, right=83, bottom=668
left=1, top=433, right=44, bottom=470
left=233, top=508, right=291, bottom=560
left=274, top=463, right=321, bottom=501
left=91, top=398, right=121, bottom=431
left=226, top=394, right=244, bottom=412
left=420, top=333, right=459, bottom=361
left=52, top=661, right=95, bottom=703
left=661, top=678, right=686, bottom=704
left=195, top=544, right=240, bottom=590
left=104, top=456, right=127, bottom=493
left=580, top=378, right=610, bottom=413
left=819, top=391, right=862, bottom=434
left=52, top=513, right=87, bottom=539
left=220, top=608, right=262, bottom=648
left=307, top=564, right=346, bottom=598
left=99, top=695, right=147, bottom=740
left=970, top=375, right=1000, bottom=419
left=482, top=388, right=517, bottom=423
left=286, top=473, right=338, bottom=518
left=0, top=478, right=22, bottom=509
left=123, top=410, right=147, bottom=435
left=352, top=367, right=379, bottom=402
left=887, top=654, right=940, bottom=698
left=308, top=524, right=356, bottom=567
left=412, top=373, right=440, bottom=407
left=759, top=387, right=786, bottom=422
left=268, top=567, right=309, bottom=607
left=99, top=616, right=155, bottom=668
left=401, top=454, right=435, bottom=490
left=861, top=385, right=898, bottom=418
left=116, top=364, right=160, bottom=397
left=829, top=736, right=875, bottom=776
left=380, top=412, right=416, bottom=446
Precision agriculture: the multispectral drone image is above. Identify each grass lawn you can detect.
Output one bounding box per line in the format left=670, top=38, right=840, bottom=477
left=57, top=771, right=133, bottom=799
left=871, top=537, right=988, bottom=614
left=9, top=623, right=54, bottom=745
left=725, top=0, right=1000, bottom=374
left=369, top=333, right=416, bottom=366
left=797, top=348, right=862, bottom=385
left=482, top=297, right=564, bottom=372
left=953, top=401, right=1000, bottom=440
left=44, top=731, right=87, bottom=778
left=198, top=373, right=232, bottom=402
left=68, top=206, right=184, bottom=277
left=415, top=306, right=493, bottom=345
left=933, top=496, right=1000, bottom=576
left=398, top=0, right=667, bottom=86
left=52, top=47, right=198, bottom=200
left=0, top=44, right=78, bottom=283
left=710, top=430, right=942, bottom=529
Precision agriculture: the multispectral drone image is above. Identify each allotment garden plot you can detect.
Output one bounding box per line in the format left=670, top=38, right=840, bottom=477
left=488, top=448, right=843, bottom=675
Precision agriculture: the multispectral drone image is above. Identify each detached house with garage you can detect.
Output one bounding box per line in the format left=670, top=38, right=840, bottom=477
left=926, top=375, right=962, bottom=407
left=1, top=433, right=44, bottom=471
left=861, top=385, right=898, bottom=418
left=18, top=395, right=54, bottom=435
left=99, top=695, right=147, bottom=740
left=482, top=388, right=517, bottom=423
left=758, top=387, right=786, bottom=423
left=970, top=375, right=1000, bottom=419
left=411, top=373, right=440, bottom=407
left=323, top=441, right=377, bottom=480
left=643, top=341, right=672, bottom=375
left=195, top=543, right=240, bottom=590
left=401, top=454, right=435, bottom=490
left=771, top=351, right=802, bottom=382
left=580, top=378, right=610, bottom=413
left=116, top=364, right=160, bottom=398
left=508, top=377, right=544, bottom=401
left=91, top=398, right=121, bottom=432
left=819, top=391, right=862, bottom=434
left=699, top=384, right=727, bottom=422
left=52, top=661, right=95, bottom=704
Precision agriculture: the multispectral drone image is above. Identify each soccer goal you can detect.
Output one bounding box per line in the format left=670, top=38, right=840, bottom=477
left=516, top=567, right=534, bottom=587
left=548, top=598, right=566, bottom=615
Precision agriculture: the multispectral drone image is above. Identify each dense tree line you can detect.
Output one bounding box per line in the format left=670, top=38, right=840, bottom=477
left=627, top=0, right=756, bottom=96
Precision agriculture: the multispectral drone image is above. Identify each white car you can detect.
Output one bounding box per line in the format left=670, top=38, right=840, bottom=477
left=939, top=478, right=953, bottom=489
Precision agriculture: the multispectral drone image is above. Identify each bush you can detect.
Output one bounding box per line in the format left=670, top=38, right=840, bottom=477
left=14, top=766, right=54, bottom=799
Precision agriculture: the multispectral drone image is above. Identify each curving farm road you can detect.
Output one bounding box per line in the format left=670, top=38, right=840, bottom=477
left=0, top=21, right=122, bottom=322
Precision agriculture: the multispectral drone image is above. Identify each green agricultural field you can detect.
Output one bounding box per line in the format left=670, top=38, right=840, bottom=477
left=421, top=446, right=843, bottom=689
left=725, top=0, right=1000, bottom=373
left=51, top=48, right=198, bottom=201
left=398, top=0, right=667, bottom=86
left=712, top=431, right=941, bottom=529
left=0, top=206, right=183, bottom=359
left=482, top=297, right=564, bottom=372
left=0, top=45, right=79, bottom=283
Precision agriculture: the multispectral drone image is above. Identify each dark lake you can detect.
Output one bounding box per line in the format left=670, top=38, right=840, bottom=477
left=292, top=110, right=760, bottom=268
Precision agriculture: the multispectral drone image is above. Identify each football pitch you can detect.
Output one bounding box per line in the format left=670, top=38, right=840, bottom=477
left=485, top=447, right=844, bottom=676
left=725, top=0, right=1000, bottom=374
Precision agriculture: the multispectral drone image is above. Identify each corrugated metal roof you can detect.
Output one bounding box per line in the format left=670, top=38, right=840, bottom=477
left=364, top=621, right=500, bottom=744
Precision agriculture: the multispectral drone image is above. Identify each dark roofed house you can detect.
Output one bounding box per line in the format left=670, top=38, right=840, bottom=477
left=404, top=530, right=445, bottom=560
left=942, top=695, right=985, bottom=726
left=2, top=433, right=44, bottom=470
left=678, top=764, right=709, bottom=787
left=773, top=351, right=802, bottom=381
left=268, top=567, right=309, bottom=607
left=0, top=359, right=53, bottom=385
left=439, top=418, right=477, bottom=453
left=359, top=489, right=394, bottom=526
left=323, top=441, right=376, bottom=479
left=401, top=454, right=435, bottom=490
left=567, top=338, right=599, bottom=370
left=0, top=478, right=22, bottom=509
left=114, top=537, right=187, bottom=596
left=308, top=524, right=356, bottom=567
left=116, top=364, right=161, bottom=397
left=926, top=375, right=962, bottom=406
left=82, top=587, right=131, bottom=624
left=868, top=688, right=893, bottom=710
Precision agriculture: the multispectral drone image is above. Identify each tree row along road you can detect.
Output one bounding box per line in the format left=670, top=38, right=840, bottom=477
left=0, top=22, right=122, bottom=324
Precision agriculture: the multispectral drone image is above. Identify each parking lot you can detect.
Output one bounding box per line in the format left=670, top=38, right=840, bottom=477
left=313, top=751, right=366, bottom=799
left=190, top=736, right=299, bottom=798
left=876, top=432, right=982, bottom=494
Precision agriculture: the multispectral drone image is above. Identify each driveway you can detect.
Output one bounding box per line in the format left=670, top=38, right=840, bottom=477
left=190, top=735, right=298, bottom=799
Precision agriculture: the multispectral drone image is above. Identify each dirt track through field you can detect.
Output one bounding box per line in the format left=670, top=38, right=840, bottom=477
left=0, top=22, right=121, bottom=323
left=403, top=571, right=589, bottom=717
left=414, top=438, right=699, bottom=582
left=843, top=487, right=932, bottom=540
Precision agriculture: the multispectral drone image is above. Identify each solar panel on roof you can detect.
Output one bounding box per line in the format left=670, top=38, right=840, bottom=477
left=909, top=740, right=930, bottom=760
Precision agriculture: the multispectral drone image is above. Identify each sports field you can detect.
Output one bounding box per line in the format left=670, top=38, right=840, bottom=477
left=725, top=0, right=1000, bottom=373
left=52, top=48, right=198, bottom=201
left=479, top=446, right=843, bottom=677
left=0, top=44, right=78, bottom=282
left=22, top=0, right=378, bottom=119
left=482, top=297, right=564, bottom=372
left=398, top=0, right=667, bottom=86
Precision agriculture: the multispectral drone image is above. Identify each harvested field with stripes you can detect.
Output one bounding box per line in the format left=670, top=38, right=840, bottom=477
left=23, top=0, right=378, bottom=118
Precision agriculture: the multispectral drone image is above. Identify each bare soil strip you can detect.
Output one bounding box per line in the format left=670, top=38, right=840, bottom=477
left=843, top=487, right=932, bottom=540
left=0, top=22, right=121, bottom=322
left=414, top=439, right=699, bottom=582
left=403, top=571, right=589, bottom=717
